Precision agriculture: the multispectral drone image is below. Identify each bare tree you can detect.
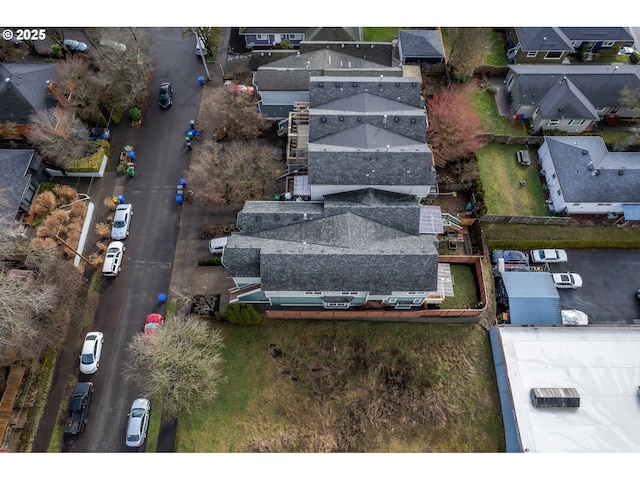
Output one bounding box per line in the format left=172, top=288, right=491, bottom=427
left=445, top=28, right=492, bottom=83
left=27, top=108, right=92, bottom=168
left=123, top=314, right=226, bottom=418
left=186, top=140, right=281, bottom=206
left=198, top=86, right=271, bottom=141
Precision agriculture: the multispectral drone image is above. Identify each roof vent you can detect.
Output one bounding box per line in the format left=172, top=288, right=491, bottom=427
left=618, top=169, right=624, bottom=175
left=582, top=150, right=588, bottom=155
left=531, top=387, right=580, bottom=408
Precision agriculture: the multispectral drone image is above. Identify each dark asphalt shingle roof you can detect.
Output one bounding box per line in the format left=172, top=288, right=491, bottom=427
left=225, top=212, right=439, bottom=294
left=514, top=27, right=573, bottom=52
left=0, top=149, right=34, bottom=219
left=398, top=29, right=445, bottom=58
left=509, top=64, right=640, bottom=109
left=0, top=63, right=58, bottom=124
left=537, top=77, right=599, bottom=120
left=545, top=136, right=640, bottom=203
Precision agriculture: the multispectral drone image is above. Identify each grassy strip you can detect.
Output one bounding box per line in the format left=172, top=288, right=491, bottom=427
left=362, top=27, right=402, bottom=42
left=441, top=264, right=479, bottom=309
left=483, top=222, right=640, bottom=250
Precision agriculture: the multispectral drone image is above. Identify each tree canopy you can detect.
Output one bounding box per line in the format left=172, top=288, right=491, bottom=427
left=123, top=314, right=226, bottom=419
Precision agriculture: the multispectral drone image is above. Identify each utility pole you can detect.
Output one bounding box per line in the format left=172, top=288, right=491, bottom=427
left=194, top=27, right=212, bottom=81
left=55, top=235, right=97, bottom=270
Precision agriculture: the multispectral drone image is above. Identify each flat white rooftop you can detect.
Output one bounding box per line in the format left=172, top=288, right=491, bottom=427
left=495, top=325, right=640, bottom=452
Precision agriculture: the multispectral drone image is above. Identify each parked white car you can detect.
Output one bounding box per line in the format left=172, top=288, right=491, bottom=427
left=551, top=272, right=583, bottom=289
left=111, top=203, right=133, bottom=240
left=126, top=398, right=151, bottom=448
left=79, top=332, right=104, bottom=374
left=102, top=241, right=125, bottom=277
left=530, top=248, right=568, bottom=263
left=561, top=309, right=589, bottom=326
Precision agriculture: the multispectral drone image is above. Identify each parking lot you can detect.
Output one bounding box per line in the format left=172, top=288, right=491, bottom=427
left=549, top=249, right=640, bottom=325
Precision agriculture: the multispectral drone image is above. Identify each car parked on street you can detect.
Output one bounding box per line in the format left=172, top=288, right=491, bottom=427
left=63, top=39, right=88, bottom=53
left=158, top=82, right=173, bottom=109
left=530, top=248, right=568, bottom=263
left=144, top=313, right=163, bottom=335
left=111, top=203, right=133, bottom=240
left=79, top=332, right=104, bottom=375
left=102, top=241, right=125, bottom=277
left=561, top=309, right=589, bottom=325
left=551, top=272, right=583, bottom=289
left=126, top=398, right=151, bottom=448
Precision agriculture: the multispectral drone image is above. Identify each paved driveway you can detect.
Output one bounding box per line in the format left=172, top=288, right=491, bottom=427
left=549, top=249, right=640, bottom=325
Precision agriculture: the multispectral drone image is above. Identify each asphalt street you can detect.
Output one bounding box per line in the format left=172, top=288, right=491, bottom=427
left=31, top=27, right=222, bottom=453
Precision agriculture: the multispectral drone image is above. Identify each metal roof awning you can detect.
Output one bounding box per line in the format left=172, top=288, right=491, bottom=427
left=623, top=204, right=640, bottom=221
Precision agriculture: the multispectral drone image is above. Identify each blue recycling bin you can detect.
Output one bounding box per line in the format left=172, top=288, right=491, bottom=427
left=198, top=76, right=205, bottom=85
left=158, top=293, right=167, bottom=303
left=117, top=194, right=126, bottom=204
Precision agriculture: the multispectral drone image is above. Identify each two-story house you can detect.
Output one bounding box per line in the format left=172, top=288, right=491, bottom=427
left=223, top=189, right=446, bottom=309
left=505, top=64, right=640, bottom=133
left=505, top=27, right=635, bottom=64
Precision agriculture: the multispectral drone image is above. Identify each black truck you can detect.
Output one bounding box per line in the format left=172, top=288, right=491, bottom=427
left=64, top=382, right=93, bottom=434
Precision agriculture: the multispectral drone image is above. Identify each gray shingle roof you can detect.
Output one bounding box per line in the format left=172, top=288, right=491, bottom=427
left=545, top=136, right=640, bottom=203
left=225, top=212, right=439, bottom=294
left=0, top=149, right=34, bottom=219
left=398, top=30, right=445, bottom=58
left=0, top=63, right=58, bottom=124
left=515, top=27, right=573, bottom=52
left=537, top=77, right=599, bottom=120
left=509, top=64, right=640, bottom=109
left=558, top=27, right=634, bottom=43
left=237, top=188, right=430, bottom=236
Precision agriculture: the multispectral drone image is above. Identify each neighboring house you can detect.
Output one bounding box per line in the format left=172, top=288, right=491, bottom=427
left=397, top=29, right=445, bottom=65
left=505, top=64, right=640, bottom=132
left=240, top=27, right=361, bottom=49
left=0, top=63, right=58, bottom=138
left=537, top=136, right=640, bottom=216
left=0, top=149, right=45, bottom=222
left=505, top=27, right=635, bottom=64
left=304, top=75, right=436, bottom=201
left=223, top=188, right=444, bottom=309
left=253, top=43, right=399, bottom=119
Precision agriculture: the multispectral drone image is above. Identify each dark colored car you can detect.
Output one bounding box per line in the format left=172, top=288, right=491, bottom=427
left=88, top=127, right=111, bottom=141
left=491, top=249, right=529, bottom=265
left=158, top=82, right=173, bottom=109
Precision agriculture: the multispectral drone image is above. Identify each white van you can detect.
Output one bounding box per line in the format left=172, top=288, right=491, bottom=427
left=195, top=38, right=208, bottom=57
left=208, top=236, right=228, bottom=254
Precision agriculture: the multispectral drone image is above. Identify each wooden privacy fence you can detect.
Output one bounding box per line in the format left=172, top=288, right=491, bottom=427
left=0, top=365, right=26, bottom=450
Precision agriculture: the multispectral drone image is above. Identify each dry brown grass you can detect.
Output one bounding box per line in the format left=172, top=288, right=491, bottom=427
left=177, top=321, right=504, bottom=453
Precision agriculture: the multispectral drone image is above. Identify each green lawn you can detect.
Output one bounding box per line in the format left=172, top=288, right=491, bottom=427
left=476, top=143, right=548, bottom=217
left=175, top=320, right=504, bottom=453
left=362, top=27, right=402, bottom=42
left=466, top=87, right=527, bottom=136
left=486, top=30, right=508, bottom=66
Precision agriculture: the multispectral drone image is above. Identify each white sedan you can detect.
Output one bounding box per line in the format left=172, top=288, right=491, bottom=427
left=551, top=272, right=583, bottom=289
left=530, top=248, right=568, bottom=263
left=126, top=398, right=151, bottom=448
left=619, top=46, right=638, bottom=55
left=79, top=331, right=104, bottom=374
left=561, top=309, right=589, bottom=325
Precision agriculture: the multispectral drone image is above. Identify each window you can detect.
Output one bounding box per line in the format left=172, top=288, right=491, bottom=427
left=387, top=298, right=397, bottom=304
left=408, top=291, right=426, bottom=295
left=526, top=51, right=538, bottom=57
left=255, top=34, right=265, bottom=40
left=601, top=41, right=615, bottom=47
left=569, top=119, right=586, bottom=126
left=341, top=292, right=358, bottom=295
left=304, top=291, right=322, bottom=295
left=544, top=51, right=563, bottom=59
left=547, top=119, right=560, bottom=126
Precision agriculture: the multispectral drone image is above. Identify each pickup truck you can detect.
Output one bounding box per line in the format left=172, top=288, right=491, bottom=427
left=64, top=382, right=93, bottom=434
